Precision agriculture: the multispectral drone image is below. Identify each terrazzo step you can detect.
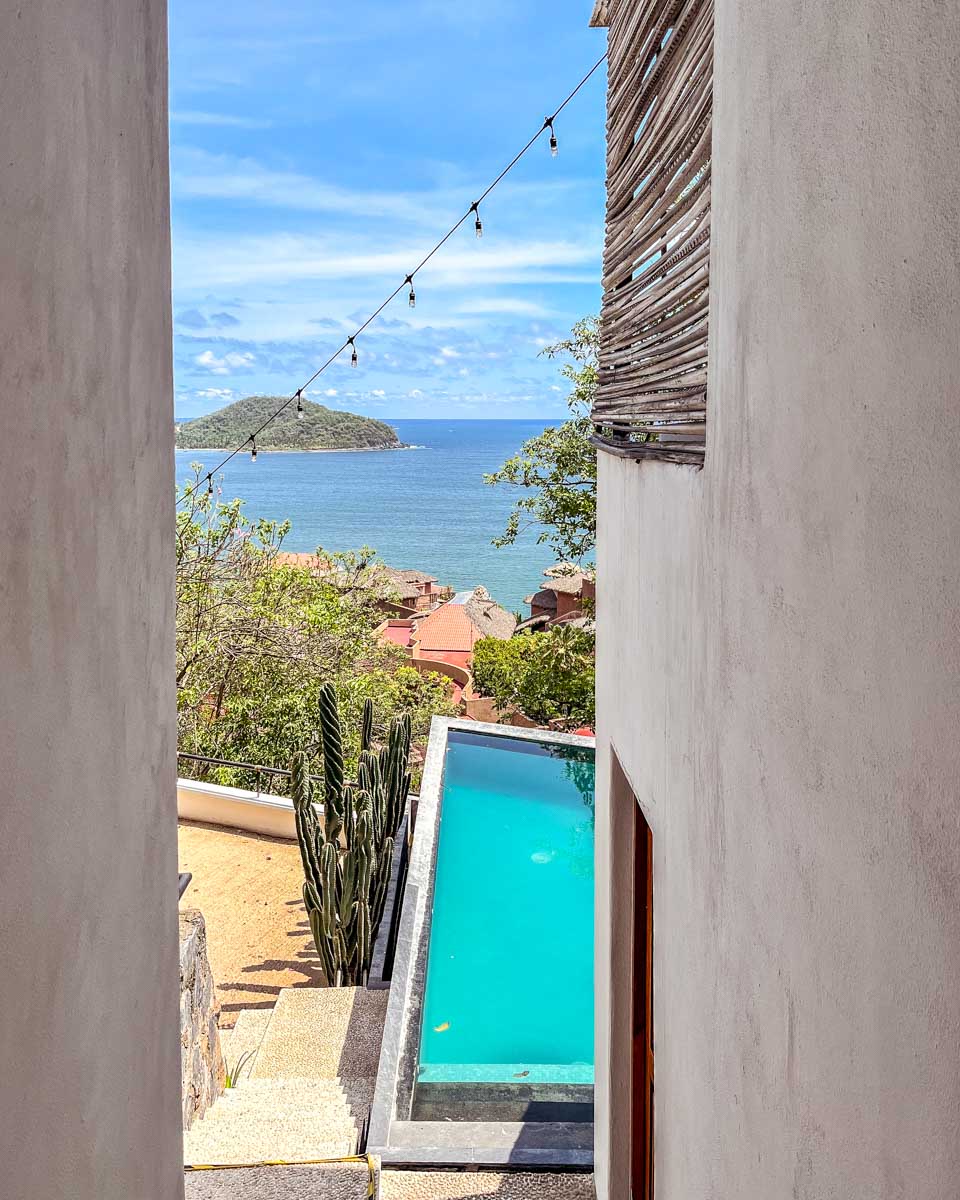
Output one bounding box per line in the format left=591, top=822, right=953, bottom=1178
left=184, top=1159, right=375, bottom=1199
left=380, top=1171, right=596, bottom=1199
left=219, top=1008, right=273, bottom=1079
left=183, top=1079, right=363, bottom=1166
left=251, top=985, right=389, bottom=1082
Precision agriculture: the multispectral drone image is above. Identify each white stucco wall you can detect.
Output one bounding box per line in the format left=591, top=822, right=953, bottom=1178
left=0, top=2, right=182, bottom=1197
left=177, top=779, right=299, bottom=840
left=594, top=1, right=960, bottom=1197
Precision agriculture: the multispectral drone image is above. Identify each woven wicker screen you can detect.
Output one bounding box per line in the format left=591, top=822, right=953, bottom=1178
left=592, top=0, right=713, bottom=465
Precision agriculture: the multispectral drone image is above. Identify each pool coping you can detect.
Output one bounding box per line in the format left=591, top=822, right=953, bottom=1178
left=367, top=717, right=596, bottom=1168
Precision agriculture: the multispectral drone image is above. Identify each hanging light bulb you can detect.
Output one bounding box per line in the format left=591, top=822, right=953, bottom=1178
left=349, top=337, right=358, bottom=368
left=547, top=118, right=559, bottom=158
left=406, top=275, right=416, bottom=308
left=250, top=435, right=257, bottom=462
left=471, top=202, right=483, bottom=239
left=296, top=389, right=304, bottom=419
left=206, top=473, right=214, bottom=496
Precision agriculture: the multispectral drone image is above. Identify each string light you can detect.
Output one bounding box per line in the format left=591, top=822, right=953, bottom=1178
left=206, top=474, right=214, bottom=496
left=174, top=52, right=607, bottom=509
left=546, top=117, right=559, bottom=157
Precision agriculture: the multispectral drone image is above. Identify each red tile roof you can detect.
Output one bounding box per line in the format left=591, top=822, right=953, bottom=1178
left=414, top=604, right=480, bottom=654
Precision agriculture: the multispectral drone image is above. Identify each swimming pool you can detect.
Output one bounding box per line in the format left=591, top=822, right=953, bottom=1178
left=369, top=718, right=596, bottom=1167
left=418, top=730, right=594, bottom=1090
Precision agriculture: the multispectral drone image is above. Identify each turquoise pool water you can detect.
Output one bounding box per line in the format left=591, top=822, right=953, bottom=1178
left=418, top=731, right=595, bottom=1086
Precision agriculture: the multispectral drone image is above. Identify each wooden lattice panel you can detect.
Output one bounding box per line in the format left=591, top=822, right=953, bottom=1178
left=592, top=0, right=713, bottom=465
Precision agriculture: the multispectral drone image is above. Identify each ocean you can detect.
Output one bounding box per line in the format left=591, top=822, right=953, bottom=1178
left=175, top=419, right=560, bottom=614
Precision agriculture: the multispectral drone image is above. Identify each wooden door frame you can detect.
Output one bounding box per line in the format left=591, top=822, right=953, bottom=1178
left=632, top=798, right=654, bottom=1199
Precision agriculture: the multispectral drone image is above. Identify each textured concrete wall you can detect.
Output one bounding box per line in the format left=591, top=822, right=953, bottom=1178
left=0, top=2, right=181, bottom=1198
left=594, top=1, right=960, bottom=1197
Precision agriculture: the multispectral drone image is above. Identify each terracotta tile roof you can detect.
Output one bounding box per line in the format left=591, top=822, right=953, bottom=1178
left=414, top=587, right=517, bottom=653
left=414, top=604, right=480, bottom=654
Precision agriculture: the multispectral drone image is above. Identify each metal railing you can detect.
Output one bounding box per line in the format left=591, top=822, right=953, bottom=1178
left=177, top=750, right=323, bottom=795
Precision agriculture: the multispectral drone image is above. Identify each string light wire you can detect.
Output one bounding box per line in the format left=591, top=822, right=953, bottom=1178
left=177, top=51, right=607, bottom=507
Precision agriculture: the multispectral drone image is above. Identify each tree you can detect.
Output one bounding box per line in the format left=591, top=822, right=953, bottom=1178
left=176, top=467, right=455, bottom=791
left=472, top=624, right=595, bottom=730
left=485, top=317, right=598, bottom=564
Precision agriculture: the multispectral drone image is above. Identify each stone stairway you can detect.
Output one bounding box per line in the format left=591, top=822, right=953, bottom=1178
left=184, top=986, right=388, bottom=1171
left=184, top=985, right=596, bottom=1198
left=219, top=1007, right=272, bottom=1072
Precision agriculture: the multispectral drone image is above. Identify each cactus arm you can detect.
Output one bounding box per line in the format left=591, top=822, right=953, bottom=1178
left=360, top=697, right=374, bottom=754
left=318, top=681, right=344, bottom=808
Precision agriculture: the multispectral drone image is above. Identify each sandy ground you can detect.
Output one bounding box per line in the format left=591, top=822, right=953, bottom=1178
left=178, top=820, right=323, bottom=1028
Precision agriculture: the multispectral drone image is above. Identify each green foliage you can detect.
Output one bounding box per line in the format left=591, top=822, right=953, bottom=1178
left=224, top=1050, right=256, bottom=1088
left=485, top=317, right=598, bottom=563
left=472, top=624, right=595, bottom=730
left=175, top=394, right=401, bottom=452
left=293, top=685, right=410, bottom=987
left=176, top=468, right=454, bottom=790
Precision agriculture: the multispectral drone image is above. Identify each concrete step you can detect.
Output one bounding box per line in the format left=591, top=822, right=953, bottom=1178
left=219, top=1008, right=273, bottom=1081
left=250, top=986, right=389, bottom=1082
left=184, top=1159, right=375, bottom=1199
left=183, top=1079, right=362, bottom=1167
left=380, top=1171, right=596, bottom=1199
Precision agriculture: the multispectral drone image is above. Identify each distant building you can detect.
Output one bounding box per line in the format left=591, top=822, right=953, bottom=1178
left=273, top=553, right=451, bottom=614
left=381, top=568, right=451, bottom=613
left=522, top=564, right=596, bottom=630
left=376, top=586, right=516, bottom=671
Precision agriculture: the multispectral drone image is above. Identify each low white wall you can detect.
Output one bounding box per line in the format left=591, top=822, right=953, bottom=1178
left=177, top=778, right=298, bottom=840
left=178, top=777, right=423, bottom=844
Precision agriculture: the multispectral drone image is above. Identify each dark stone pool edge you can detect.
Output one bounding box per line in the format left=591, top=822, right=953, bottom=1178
left=367, top=716, right=597, bottom=1169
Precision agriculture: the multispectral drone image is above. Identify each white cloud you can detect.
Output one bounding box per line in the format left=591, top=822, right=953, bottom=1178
left=457, top=297, right=554, bottom=318
left=196, top=387, right=236, bottom=399
left=371, top=388, right=386, bottom=397
left=171, top=148, right=449, bottom=225
left=170, top=147, right=587, bottom=228
left=171, top=111, right=272, bottom=129
left=173, top=229, right=600, bottom=291
left=324, top=388, right=338, bottom=397
left=438, top=346, right=460, bottom=359
left=195, top=349, right=256, bottom=375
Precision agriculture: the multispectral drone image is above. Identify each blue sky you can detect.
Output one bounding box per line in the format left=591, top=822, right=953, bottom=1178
left=169, top=1, right=607, bottom=420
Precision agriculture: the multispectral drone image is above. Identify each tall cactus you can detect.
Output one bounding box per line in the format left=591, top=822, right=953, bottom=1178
left=292, top=683, right=412, bottom=986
